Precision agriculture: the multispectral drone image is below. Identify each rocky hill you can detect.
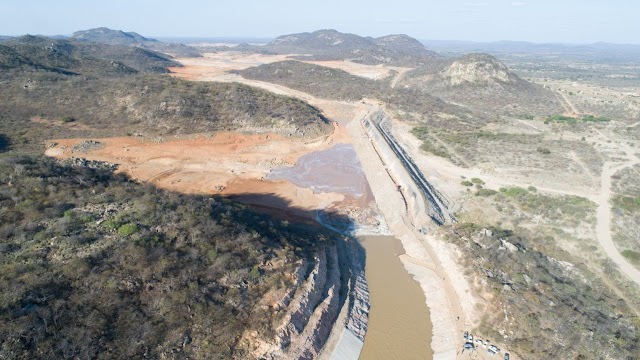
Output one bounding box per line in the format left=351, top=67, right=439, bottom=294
left=236, top=60, right=385, bottom=101
left=0, top=35, right=179, bottom=76
left=374, top=34, right=434, bottom=57
left=1, top=75, right=333, bottom=155
left=71, top=27, right=202, bottom=58
left=237, top=60, right=473, bottom=125
left=71, top=27, right=158, bottom=46
left=240, top=29, right=439, bottom=66
left=400, top=53, right=562, bottom=115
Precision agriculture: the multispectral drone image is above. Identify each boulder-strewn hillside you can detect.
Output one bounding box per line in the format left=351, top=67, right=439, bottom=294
left=0, top=35, right=179, bottom=75
left=400, top=53, right=562, bottom=115
left=71, top=27, right=202, bottom=58
left=240, top=29, right=439, bottom=66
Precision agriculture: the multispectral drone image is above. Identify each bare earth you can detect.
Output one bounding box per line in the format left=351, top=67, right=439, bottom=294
left=170, top=52, right=411, bottom=81
left=46, top=127, right=350, bottom=216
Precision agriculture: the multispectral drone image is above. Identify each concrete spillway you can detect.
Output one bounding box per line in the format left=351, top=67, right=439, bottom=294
left=362, top=110, right=455, bottom=230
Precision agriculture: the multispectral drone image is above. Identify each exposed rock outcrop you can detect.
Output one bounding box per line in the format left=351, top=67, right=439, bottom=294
left=250, top=244, right=346, bottom=359
left=442, top=53, right=517, bottom=86
left=399, top=53, right=563, bottom=115
left=247, top=232, right=370, bottom=360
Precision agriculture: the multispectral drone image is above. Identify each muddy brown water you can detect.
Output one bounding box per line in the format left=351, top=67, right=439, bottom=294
left=359, top=236, right=433, bottom=360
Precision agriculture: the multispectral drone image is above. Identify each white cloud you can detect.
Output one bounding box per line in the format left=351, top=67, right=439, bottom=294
left=511, top=1, right=528, bottom=6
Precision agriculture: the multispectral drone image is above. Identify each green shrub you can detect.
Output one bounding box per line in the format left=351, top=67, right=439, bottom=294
left=61, top=116, right=75, bottom=123
left=471, top=178, right=485, bottom=185
left=102, top=219, right=120, bottom=231
left=476, top=189, right=498, bottom=197
left=527, top=186, right=538, bottom=192
left=249, top=265, right=261, bottom=281
left=207, top=249, right=218, bottom=262
left=461, top=180, right=473, bottom=187
left=547, top=115, right=577, bottom=123
left=582, top=115, right=610, bottom=122
left=612, top=196, right=640, bottom=213
left=622, top=250, right=640, bottom=266
left=537, top=147, right=551, bottom=155
left=501, top=187, right=529, bottom=197
left=117, top=223, right=138, bottom=236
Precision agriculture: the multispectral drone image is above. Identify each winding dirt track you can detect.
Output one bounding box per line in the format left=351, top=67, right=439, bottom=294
left=597, top=161, right=640, bottom=286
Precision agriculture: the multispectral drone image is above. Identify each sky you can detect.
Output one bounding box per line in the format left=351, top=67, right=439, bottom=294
left=1, top=0, right=638, bottom=44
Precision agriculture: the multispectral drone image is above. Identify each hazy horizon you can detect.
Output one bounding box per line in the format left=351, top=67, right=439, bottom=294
left=5, top=31, right=640, bottom=48
left=1, top=0, right=639, bottom=45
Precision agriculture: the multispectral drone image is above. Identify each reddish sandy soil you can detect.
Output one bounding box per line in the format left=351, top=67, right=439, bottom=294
left=46, top=125, right=351, bottom=218
left=169, top=52, right=410, bottom=81
left=170, top=52, right=296, bottom=80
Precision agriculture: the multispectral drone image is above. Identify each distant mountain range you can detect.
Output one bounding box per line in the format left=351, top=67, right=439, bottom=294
left=228, top=29, right=439, bottom=66
left=421, top=39, right=640, bottom=62
left=69, top=27, right=201, bottom=58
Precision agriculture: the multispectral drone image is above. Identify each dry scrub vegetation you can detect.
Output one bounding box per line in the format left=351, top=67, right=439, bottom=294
left=0, top=157, right=334, bottom=359
left=236, top=60, right=471, bottom=121
left=412, top=127, right=604, bottom=188
left=612, top=164, right=640, bottom=268
left=442, top=223, right=639, bottom=359
left=447, top=181, right=640, bottom=359
left=0, top=74, right=331, bottom=153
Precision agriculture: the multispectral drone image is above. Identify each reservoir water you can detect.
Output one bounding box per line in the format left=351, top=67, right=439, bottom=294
left=359, top=236, right=433, bottom=360
left=267, top=143, right=371, bottom=198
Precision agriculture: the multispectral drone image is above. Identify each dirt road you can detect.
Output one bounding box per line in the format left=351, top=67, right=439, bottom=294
left=554, top=90, right=580, bottom=116
left=597, top=160, right=640, bottom=286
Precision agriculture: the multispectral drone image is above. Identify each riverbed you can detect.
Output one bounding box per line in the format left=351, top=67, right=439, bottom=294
left=359, top=236, right=433, bottom=360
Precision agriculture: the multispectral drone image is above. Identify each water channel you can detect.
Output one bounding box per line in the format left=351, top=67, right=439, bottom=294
left=359, top=236, right=433, bottom=360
